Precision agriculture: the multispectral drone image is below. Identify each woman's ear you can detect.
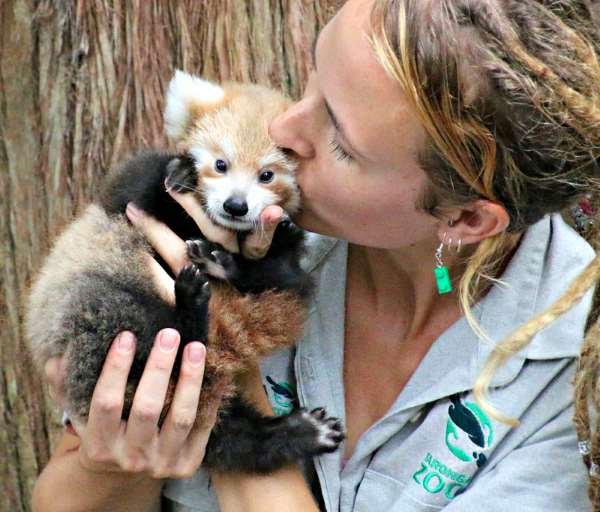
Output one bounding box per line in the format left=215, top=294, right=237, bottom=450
left=439, top=200, right=510, bottom=245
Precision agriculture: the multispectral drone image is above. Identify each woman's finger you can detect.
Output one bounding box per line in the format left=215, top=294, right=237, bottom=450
left=156, top=342, right=206, bottom=468
left=124, top=329, right=181, bottom=451
left=142, top=253, right=176, bottom=305
left=242, top=205, right=284, bottom=259
left=176, top=394, right=221, bottom=476
left=86, top=332, right=137, bottom=445
left=126, top=203, right=189, bottom=274
left=166, top=188, right=240, bottom=253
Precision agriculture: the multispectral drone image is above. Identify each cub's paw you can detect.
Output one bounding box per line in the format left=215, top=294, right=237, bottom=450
left=175, top=264, right=210, bottom=307
left=288, top=407, right=345, bottom=455
left=186, top=238, right=219, bottom=261
left=186, top=239, right=237, bottom=281
left=165, top=157, right=196, bottom=193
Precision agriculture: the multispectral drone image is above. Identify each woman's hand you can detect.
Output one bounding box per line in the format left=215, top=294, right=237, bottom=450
left=45, top=188, right=283, bottom=479
left=123, top=187, right=282, bottom=412
left=125, top=188, right=284, bottom=276
left=71, top=329, right=216, bottom=479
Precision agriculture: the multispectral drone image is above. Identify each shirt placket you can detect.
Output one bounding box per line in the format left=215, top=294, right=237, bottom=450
left=295, top=241, right=348, bottom=512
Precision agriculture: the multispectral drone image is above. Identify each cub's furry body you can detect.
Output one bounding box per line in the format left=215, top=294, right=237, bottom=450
left=26, top=73, right=344, bottom=473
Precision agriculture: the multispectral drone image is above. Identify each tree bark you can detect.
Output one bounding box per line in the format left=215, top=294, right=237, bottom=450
left=0, top=1, right=343, bottom=510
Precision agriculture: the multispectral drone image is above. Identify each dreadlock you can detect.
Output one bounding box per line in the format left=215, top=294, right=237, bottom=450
left=369, top=0, right=600, bottom=505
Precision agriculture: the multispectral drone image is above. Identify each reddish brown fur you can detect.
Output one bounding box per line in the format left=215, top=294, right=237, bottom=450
left=162, top=79, right=305, bottom=429
left=269, top=178, right=293, bottom=209
left=158, top=283, right=307, bottom=429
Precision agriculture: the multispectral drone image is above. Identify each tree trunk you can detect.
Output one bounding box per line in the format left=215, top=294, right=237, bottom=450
left=0, top=1, right=343, bottom=510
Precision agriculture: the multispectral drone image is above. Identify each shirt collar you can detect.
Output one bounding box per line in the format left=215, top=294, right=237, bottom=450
left=399, top=212, right=596, bottom=409
left=475, top=213, right=596, bottom=385
left=300, top=231, right=340, bottom=274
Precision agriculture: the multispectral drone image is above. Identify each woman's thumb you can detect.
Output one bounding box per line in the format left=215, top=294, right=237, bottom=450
left=242, top=205, right=283, bottom=259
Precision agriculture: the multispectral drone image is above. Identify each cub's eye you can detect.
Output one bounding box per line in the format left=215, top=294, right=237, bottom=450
left=215, top=159, right=228, bottom=173
left=259, top=170, right=275, bottom=183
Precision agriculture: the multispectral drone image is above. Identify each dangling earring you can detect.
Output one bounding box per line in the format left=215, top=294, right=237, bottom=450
left=435, top=225, right=455, bottom=295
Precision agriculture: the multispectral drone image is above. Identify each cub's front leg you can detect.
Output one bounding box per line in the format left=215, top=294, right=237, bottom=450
left=186, top=237, right=309, bottom=363
left=204, top=395, right=345, bottom=473
left=206, top=281, right=308, bottom=365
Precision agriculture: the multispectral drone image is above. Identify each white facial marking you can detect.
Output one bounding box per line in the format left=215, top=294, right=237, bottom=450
left=202, top=171, right=280, bottom=231
left=219, top=137, right=237, bottom=163
left=258, top=151, right=297, bottom=174
left=189, top=147, right=215, bottom=167
left=258, top=153, right=282, bottom=169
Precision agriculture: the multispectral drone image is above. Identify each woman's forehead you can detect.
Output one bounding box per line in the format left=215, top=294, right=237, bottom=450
left=317, top=0, right=426, bottom=165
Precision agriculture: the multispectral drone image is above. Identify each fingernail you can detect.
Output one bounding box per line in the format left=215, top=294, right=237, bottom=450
left=126, top=203, right=141, bottom=221
left=187, top=342, right=205, bottom=366
left=117, top=331, right=135, bottom=353
left=159, top=329, right=179, bottom=353
left=268, top=210, right=282, bottom=224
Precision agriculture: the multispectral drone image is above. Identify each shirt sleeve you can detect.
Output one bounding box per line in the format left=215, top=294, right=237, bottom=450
left=443, top=401, right=592, bottom=512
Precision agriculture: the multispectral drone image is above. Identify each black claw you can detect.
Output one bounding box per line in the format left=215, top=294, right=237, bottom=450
left=212, top=250, right=235, bottom=268
left=329, top=432, right=345, bottom=442
left=186, top=239, right=229, bottom=272
left=186, top=240, right=202, bottom=260
left=311, top=407, right=326, bottom=420
left=281, top=407, right=345, bottom=457
left=326, top=418, right=343, bottom=432
left=199, top=280, right=211, bottom=300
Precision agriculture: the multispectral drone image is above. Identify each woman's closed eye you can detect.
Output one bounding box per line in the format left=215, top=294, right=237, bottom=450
left=329, top=137, right=354, bottom=163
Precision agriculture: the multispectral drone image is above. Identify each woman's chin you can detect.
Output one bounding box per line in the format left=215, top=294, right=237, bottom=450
left=292, top=210, right=344, bottom=239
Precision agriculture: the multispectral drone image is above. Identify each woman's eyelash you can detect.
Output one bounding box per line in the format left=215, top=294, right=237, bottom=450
left=329, top=137, right=353, bottom=163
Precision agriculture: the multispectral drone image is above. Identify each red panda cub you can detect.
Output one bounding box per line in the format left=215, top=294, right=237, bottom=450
left=25, top=71, right=344, bottom=474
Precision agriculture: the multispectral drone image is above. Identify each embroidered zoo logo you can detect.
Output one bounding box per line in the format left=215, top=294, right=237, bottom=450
left=265, top=376, right=298, bottom=415
left=445, top=394, right=494, bottom=468
left=412, top=395, right=494, bottom=500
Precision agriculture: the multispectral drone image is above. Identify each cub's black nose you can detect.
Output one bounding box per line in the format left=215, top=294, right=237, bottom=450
left=223, top=197, right=248, bottom=217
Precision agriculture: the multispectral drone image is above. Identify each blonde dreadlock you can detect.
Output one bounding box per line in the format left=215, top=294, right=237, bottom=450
left=369, top=0, right=600, bottom=504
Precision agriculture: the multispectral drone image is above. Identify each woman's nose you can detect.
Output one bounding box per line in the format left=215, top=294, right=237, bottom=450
left=269, top=103, right=316, bottom=159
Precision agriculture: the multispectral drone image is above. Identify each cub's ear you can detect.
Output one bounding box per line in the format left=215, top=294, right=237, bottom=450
left=164, top=70, right=226, bottom=142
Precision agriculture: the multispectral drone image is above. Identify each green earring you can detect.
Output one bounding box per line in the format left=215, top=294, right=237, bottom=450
left=435, top=232, right=453, bottom=295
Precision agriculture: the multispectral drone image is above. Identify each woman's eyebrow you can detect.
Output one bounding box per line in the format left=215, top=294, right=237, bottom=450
left=311, top=39, right=366, bottom=159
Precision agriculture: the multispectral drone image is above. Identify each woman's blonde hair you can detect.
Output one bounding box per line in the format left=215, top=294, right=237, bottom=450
left=368, top=0, right=600, bottom=499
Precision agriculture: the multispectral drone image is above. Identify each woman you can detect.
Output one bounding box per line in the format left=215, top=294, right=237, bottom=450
left=32, top=0, right=600, bottom=510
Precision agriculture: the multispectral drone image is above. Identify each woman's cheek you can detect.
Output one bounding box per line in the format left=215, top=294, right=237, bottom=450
left=295, top=160, right=321, bottom=202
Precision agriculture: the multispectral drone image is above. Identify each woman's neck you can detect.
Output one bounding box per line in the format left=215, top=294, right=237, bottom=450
left=346, top=240, right=473, bottom=342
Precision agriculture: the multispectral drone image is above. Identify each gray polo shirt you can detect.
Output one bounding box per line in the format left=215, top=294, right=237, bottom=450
left=162, top=213, right=595, bottom=511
